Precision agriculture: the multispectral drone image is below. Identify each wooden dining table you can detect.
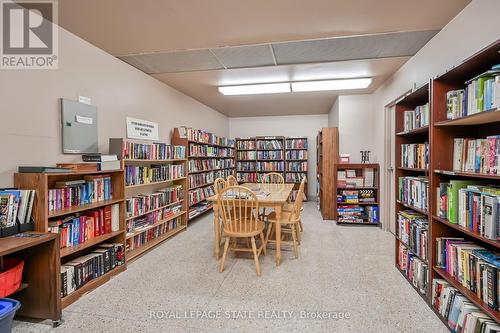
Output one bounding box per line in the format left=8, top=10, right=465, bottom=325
left=206, top=182, right=294, bottom=266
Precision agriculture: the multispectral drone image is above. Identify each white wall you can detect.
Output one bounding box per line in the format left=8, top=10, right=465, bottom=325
left=0, top=25, right=229, bottom=187
left=229, top=115, right=328, bottom=196
left=328, top=98, right=339, bottom=127
left=336, top=0, right=500, bottom=229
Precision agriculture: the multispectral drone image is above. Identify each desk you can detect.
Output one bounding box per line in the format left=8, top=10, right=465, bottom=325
left=206, top=183, right=293, bottom=266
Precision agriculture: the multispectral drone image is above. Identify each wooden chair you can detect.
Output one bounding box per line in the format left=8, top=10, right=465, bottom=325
left=214, top=177, right=227, bottom=195
left=265, top=186, right=304, bottom=259
left=226, top=175, right=238, bottom=186
left=284, top=176, right=306, bottom=234
left=260, top=172, right=285, bottom=221
left=218, top=186, right=266, bottom=276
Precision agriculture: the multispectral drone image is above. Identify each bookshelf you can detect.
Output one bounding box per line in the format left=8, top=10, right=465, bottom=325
left=235, top=137, right=258, bottom=183
left=392, top=40, right=500, bottom=331
left=285, top=137, right=308, bottom=200
left=256, top=136, right=285, bottom=181
left=335, top=163, right=380, bottom=225
left=316, top=127, right=339, bottom=220
left=171, top=127, right=235, bottom=221
left=109, top=138, right=188, bottom=261
left=14, top=169, right=127, bottom=309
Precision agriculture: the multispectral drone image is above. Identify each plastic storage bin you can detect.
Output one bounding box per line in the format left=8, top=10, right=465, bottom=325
left=0, top=298, right=21, bottom=333
left=0, top=259, right=24, bottom=298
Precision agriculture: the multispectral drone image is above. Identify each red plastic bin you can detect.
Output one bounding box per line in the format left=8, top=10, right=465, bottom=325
left=0, top=258, right=24, bottom=297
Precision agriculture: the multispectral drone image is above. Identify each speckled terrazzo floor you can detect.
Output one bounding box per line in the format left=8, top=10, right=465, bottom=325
left=12, top=202, right=447, bottom=333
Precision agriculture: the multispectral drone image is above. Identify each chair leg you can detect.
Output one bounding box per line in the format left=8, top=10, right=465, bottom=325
left=298, top=219, right=303, bottom=232
left=251, top=236, right=261, bottom=276
left=219, top=237, right=230, bottom=273
left=296, top=221, right=302, bottom=243
left=265, top=222, right=274, bottom=245
left=259, top=232, right=266, bottom=255
left=291, top=225, right=299, bottom=259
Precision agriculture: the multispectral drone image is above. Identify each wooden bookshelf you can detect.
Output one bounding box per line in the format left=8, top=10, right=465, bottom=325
left=335, top=163, right=380, bottom=225
left=0, top=232, right=61, bottom=324
left=392, top=40, right=500, bottom=331
left=109, top=138, right=188, bottom=260
left=285, top=137, right=308, bottom=200
left=171, top=127, right=235, bottom=221
left=316, top=127, right=339, bottom=220
left=13, top=169, right=127, bottom=310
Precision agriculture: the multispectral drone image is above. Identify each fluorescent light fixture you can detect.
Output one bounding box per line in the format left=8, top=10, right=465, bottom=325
left=291, top=78, right=372, bottom=92
left=218, top=83, right=291, bottom=95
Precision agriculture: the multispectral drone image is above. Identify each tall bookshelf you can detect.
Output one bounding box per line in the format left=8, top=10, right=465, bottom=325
left=235, top=137, right=258, bottom=183
left=256, top=136, right=285, bottom=181
left=316, top=127, right=339, bottom=220
left=285, top=137, right=308, bottom=200
left=109, top=138, right=188, bottom=261
left=172, top=127, right=235, bottom=221
left=394, top=83, right=431, bottom=298
left=14, top=169, right=127, bottom=308
left=335, top=163, right=380, bottom=225
left=393, top=40, right=500, bottom=331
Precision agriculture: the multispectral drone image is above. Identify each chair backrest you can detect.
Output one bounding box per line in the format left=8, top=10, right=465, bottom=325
left=214, top=177, right=227, bottom=195
left=226, top=175, right=238, bottom=186
left=261, top=172, right=284, bottom=184
left=290, top=187, right=305, bottom=221
left=218, top=186, right=259, bottom=234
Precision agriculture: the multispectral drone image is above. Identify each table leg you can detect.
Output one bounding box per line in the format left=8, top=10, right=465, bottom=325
left=275, top=204, right=282, bottom=266
left=213, top=204, right=221, bottom=259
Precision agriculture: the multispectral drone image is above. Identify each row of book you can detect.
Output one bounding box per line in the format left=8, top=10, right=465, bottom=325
left=49, top=204, right=120, bottom=248
left=237, top=172, right=258, bottom=183
left=125, top=185, right=183, bottom=219
left=60, top=243, right=125, bottom=297
left=188, top=172, right=214, bottom=189
left=337, top=205, right=379, bottom=223
left=237, top=162, right=255, bottom=171
left=213, top=169, right=234, bottom=180
left=398, top=244, right=428, bottom=295
left=403, top=103, right=429, bottom=132
left=286, top=138, right=308, bottom=149
left=287, top=161, right=307, bottom=172
left=188, top=144, right=234, bottom=158
left=127, top=204, right=182, bottom=233
left=189, top=202, right=213, bottom=219
left=452, top=136, right=500, bottom=174
left=436, top=237, right=500, bottom=310
left=398, top=176, right=429, bottom=212
left=178, top=127, right=235, bottom=147
left=446, top=73, right=500, bottom=120
left=437, top=181, right=499, bottom=240
left=236, top=140, right=256, bottom=150
left=0, top=189, right=35, bottom=228
left=256, top=162, right=284, bottom=172
left=188, top=186, right=215, bottom=206
left=119, top=140, right=186, bottom=160
left=337, top=189, right=376, bottom=203
left=48, top=176, right=112, bottom=212
left=125, top=164, right=184, bottom=186
left=432, top=278, right=500, bottom=333
left=397, top=210, right=428, bottom=260
left=188, top=159, right=234, bottom=173
left=286, top=150, right=307, bottom=160
left=285, top=173, right=306, bottom=183
left=257, top=140, right=283, bottom=150
left=257, top=151, right=283, bottom=160
left=126, top=217, right=181, bottom=251
left=237, top=151, right=257, bottom=160
left=401, top=142, right=429, bottom=169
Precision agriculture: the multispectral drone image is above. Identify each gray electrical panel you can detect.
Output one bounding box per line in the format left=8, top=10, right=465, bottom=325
left=60, top=98, right=98, bottom=154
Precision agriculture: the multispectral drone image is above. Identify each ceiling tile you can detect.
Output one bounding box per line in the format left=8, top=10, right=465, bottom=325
left=211, top=44, right=275, bottom=68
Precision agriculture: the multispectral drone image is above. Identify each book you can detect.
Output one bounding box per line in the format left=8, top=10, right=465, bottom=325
left=447, top=180, right=476, bottom=224
left=18, top=166, right=72, bottom=173
left=56, top=163, right=99, bottom=172
left=82, top=153, right=118, bottom=162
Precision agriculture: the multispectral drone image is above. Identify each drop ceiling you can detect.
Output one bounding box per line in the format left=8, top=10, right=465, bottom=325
left=58, top=0, right=471, bottom=117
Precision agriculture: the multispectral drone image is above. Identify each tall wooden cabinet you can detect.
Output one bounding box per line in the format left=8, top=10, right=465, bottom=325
left=316, top=127, right=339, bottom=220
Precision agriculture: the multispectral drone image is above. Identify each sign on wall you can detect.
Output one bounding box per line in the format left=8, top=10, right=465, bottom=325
left=126, top=117, right=159, bottom=141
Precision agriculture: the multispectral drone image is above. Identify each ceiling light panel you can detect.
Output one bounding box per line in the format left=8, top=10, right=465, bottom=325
left=291, top=78, right=372, bottom=92
left=211, top=44, right=275, bottom=69
left=272, top=30, right=439, bottom=65
left=219, top=83, right=291, bottom=95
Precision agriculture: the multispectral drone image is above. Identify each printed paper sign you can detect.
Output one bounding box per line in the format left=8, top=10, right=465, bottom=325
left=126, top=117, right=159, bottom=141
